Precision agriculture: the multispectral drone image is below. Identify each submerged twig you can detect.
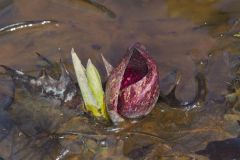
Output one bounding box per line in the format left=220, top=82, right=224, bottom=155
left=61, top=0, right=116, bottom=18
left=61, top=131, right=107, bottom=139
left=160, top=72, right=207, bottom=109
left=81, top=0, right=116, bottom=18
left=55, top=149, right=70, bottom=160
left=125, top=131, right=167, bottom=143
left=0, top=20, right=58, bottom=34
left=35, top=52, right=54, bottom=68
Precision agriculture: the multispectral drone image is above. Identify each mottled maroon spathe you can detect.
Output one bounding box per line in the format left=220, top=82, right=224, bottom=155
left=105, top=43, right=160, bottom=124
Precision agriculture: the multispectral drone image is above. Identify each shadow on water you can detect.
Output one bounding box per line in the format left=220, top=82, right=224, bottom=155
left=196, top=138, right=240, bottom=160
left=0, top=0, right=240, bottom=159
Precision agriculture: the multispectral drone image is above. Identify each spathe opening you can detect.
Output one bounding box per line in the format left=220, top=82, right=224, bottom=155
left=120, top=49, right=148, bottom=89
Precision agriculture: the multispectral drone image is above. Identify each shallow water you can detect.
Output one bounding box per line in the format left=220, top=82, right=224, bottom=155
left=0, top=0, right=240, bottom=159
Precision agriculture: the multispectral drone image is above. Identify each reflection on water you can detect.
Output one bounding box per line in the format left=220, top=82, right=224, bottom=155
left=0, top=0, right=240, bottom=159
left=166, top=0, right=228, bottom=24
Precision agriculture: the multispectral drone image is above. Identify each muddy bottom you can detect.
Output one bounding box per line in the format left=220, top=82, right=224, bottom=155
left=0, top=0, right=240, bottom=159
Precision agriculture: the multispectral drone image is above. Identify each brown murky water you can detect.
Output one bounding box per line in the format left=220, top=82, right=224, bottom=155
left=0, top=0, right=240, bottom=159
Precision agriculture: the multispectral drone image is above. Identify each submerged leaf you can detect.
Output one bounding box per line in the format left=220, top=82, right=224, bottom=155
left=226, top=90, right=240, bottom=103
left=234, top=32, right=240, bottom=38
left=196, top=138, right=240, bottom=160
left=0, top=78, right=15, bottom=110
left=94, top=140, right=129, bottom=160
left=127, top=144, right=154, bottom=160
left=0, top=63, right=77, bottom=103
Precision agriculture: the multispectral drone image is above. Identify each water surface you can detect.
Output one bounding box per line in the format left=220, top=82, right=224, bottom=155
left=0, top=0, right=240, bottom=159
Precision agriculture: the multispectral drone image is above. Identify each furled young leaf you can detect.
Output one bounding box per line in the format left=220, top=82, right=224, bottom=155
left=86, top=59, right=108, bottom=119
left=71, top=49, right=101, bottom=117
left=71, top=49, right=108, bottom=119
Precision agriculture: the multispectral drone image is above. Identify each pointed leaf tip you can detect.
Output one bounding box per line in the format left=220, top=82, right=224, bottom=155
left=101, top=54, right=113, bottom=77
left=87, top=58, right=91, bottom=64
left=71, top=48, right=75, bottom=54
left=71, top=49, right=97, bottom=110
